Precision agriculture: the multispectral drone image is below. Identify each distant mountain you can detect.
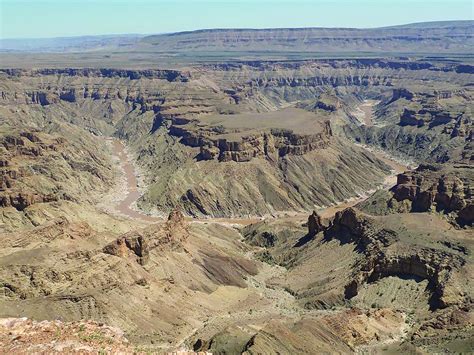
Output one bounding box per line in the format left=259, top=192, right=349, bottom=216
left=382, top=20, right=474, bottom=29
left=0, top=34, right=145, bottom=52
left=140, top=21, right=474, bottom=54
left=1, top=21, right=472, bottom=55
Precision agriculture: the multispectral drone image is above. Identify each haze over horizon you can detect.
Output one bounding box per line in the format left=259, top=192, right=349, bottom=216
left=0, top=0, right=472, bottom=39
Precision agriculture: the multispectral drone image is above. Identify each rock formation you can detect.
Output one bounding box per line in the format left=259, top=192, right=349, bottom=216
left=390, top=164, right=473, bottom=225
left=307, top=211, right=324, bottom=236
left=0, top=41, right=472, bottom=353
left=160, top=208, right=189, bottom=246
left=103, top=234, right=149, bottom=265
left=0, top=129, right=113, bottom=230
left=326, top=208, right=468, bottom=309
left=103, top=208, right=189, bottom=265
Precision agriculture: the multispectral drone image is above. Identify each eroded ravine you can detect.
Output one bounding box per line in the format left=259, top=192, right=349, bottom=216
left=107, top=103, right=411, bottom=224
left=108, top=147, right=409, bottom=225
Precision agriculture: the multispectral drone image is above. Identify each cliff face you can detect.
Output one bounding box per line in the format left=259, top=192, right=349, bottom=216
left=326, top=208, right=468, bottom=309
left=0, top=58, right=471, bottom=217
left=169, top=120, right=332, bottom=162
left=0, top=68, right=189, bottom=82
left=357, top=164, right=473, bottom=227
left=391, top=164, right=473, bottom=225
left=1, top=59, right=471, bottom=110
left=0, top=117, right=115, bottom=231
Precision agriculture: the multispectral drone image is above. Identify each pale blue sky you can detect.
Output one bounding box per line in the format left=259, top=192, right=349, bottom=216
left=1, top=0, right=472, bottom=39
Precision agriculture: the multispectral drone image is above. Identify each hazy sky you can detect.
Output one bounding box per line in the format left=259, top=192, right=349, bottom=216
left=1, top=0, right=472, bottom=39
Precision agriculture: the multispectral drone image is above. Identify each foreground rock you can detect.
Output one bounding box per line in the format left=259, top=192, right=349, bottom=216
left=0, top=318, right=131, bottom=353
left=0, top=213, right=259, bottom=349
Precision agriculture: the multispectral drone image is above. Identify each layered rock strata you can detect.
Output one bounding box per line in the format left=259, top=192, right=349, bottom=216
left=325, top=208, right=468, bottom=309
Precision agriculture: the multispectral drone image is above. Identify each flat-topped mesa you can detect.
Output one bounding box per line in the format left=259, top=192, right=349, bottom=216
left=170, top=120, right=332, bottom=163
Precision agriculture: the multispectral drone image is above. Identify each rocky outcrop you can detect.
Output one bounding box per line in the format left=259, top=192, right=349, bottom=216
left=1, top=132, right=64, bottom=157
left=325, top=208, right=380, bottom=246
left=399, top=108, right=425, bottom=127
left=160, top=208, right=189, bottom=246
left=447, top=115, right=471, bottom=138
left=0, top=193, right=59, bottom=211
left=326, top=208, right=468, bottom=309
left=103, top=209, right=188, bottom=265
left=103, top=234, right=149, bottom=265
left=390, top=164, right=473, bottom=226
left=307, top=211, right=324, bottom=236
left=389, top=88, right=414, bottom=102
left=28, top=91, right=57, bottom=106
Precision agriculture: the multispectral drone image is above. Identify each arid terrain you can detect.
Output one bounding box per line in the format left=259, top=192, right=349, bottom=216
left=0, top=21, right=473, bottom=354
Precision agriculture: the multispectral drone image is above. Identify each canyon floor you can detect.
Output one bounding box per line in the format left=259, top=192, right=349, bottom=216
left=0, top=22, right=473, bottom=354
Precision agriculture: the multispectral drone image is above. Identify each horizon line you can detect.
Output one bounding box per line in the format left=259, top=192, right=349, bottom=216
left=1, top=19, right=472, bottom=41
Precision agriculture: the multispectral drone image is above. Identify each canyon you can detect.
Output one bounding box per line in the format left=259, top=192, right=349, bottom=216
left=0, top=22, right=473, bottom=354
